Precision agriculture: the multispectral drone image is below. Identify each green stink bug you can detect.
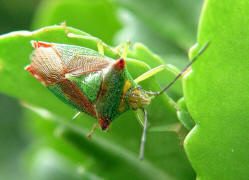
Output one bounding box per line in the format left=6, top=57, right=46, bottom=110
left=25, top=37, right=208, bottom=160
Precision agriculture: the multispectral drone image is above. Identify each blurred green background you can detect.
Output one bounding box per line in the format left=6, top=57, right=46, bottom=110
left=0, top=0, right=203, bottom=179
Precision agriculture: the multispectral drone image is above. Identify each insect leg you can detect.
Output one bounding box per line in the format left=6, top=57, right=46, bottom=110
left=61, top=21, right=69, bottom=35
left=61, top=21, right=98, bottom=41
left=134, top=64, right=178, bottom=83
left=122, top=40, right=131, bottom=59
left=97, top=40, right=104, bottom=55
left=87, top=122, right=98, bottom=139
left=139, top=108, right=148, bottom=160
left=61, top=22, right=122, bottom=56
left=115, top=40, right=131, bottom=59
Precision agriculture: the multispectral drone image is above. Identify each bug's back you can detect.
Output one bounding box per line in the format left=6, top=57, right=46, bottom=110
left=26, top=41, right=136, bottom=130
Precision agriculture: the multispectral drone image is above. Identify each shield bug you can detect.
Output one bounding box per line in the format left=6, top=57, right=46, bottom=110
left=25, top=40, right=209, bottom=160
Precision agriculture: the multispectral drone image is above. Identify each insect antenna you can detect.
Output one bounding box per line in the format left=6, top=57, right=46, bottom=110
left=139, top=108, right=148, bottom=160
left=147, top=42, right=209, bottom=96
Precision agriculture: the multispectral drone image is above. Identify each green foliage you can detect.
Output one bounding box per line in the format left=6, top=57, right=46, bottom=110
left=176, top=97, right=195, bottom=130
left=0, top=26, right=194, bottom=179
left=117, top=0, right=202, bottom=49
left=1, top=0, right=247, bottom=179
left=32, top=0, right=122, bottom=45
left=1, top=0, right=200, bottom=178
left=183, top=0, right=249, bottom=179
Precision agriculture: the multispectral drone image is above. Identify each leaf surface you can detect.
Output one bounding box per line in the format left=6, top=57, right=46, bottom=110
left=183, top=0, right=249, bottom=179
left=0, top=26, right=194, bottom=179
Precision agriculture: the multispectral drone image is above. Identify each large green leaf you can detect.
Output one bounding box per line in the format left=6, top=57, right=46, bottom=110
left=183, top=0, right=249, bottom=179
left=0, top=26, right=194, bottom=179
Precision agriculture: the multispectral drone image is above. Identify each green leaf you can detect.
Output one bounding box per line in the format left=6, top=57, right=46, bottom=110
left=23, top=106, right=172, bottom=180
left=176, top=97, right=195, bottom=130
left=183, top=0, right=249, bottom=179
left=117, top=0, right=202, bottom=49
left=115, top=0, right=203, bottom=71
left=32, top=0, right=122, bottom=45
left=0, top=26, right=194, bottom=179
left=25, top=145, right=92, bottom=180
left=0, top=0, right=38, bottom=34
left=24, top=136, right=99, bottom=180
left=0, top=94, right=25, bottom=180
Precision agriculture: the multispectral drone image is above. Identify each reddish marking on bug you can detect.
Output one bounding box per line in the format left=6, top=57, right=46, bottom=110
left=98, top=118, right=110, bottom=130
left=32, top=41, right=53, bottom=49
left=25, top=65, right=32, bottom=72
left=25, top=65, right=45, bottom=83
left=25, top=65, right=36, bottom=77
left=114, top=58, right=126, bottom=70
